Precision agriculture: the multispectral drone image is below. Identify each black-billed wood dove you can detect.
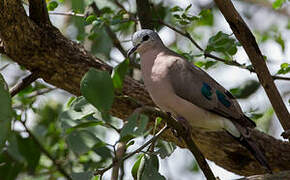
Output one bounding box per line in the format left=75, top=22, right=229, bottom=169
left=128, top=29, right=271, bottom=173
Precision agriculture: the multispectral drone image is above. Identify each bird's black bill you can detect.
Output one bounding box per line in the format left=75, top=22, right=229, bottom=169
left=127, top=44, right=140, bottom=57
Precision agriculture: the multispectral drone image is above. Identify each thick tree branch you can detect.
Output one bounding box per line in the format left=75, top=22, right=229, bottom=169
left=28, top=0, right=51, bottom=27
left=1, top=0, right=290, bottom=176
left=213, top=0, right=290, bottom=131
left=239, top=170, right=290, bottom=180
left=135, top=0, right=154, bottom=29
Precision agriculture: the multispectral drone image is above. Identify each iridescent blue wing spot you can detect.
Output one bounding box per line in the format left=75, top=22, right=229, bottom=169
left=216, top=90, right=231, bottom=107
left=201, top=82, right=212, bottom=100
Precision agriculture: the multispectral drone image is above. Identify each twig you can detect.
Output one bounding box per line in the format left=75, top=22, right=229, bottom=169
left=94, top=124, right=168, bottom=176
left=0, top=63, right=10, bottom=71
left=272, top=75, right=290, bottom=81
left=112, top=0, right=127, bottom=12
left=139, top=106, right=216, bottom=180
left=21, top=121, right=72, bottom=180
left=90, top=2, right=126, bottom=56
left=158, top=20, right=290, bottom=81
left=111, top=142, right=126, bottom=180
left=9, top=71, right=40, bottom=97
left=214, top=0, right=290, bottom=130
left=49, top=11, right=85, bottom=17
left=90, top=2, right=140, bottom=69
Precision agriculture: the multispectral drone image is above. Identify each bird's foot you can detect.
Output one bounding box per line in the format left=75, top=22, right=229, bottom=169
left=176, top=116, right=192, bottom=137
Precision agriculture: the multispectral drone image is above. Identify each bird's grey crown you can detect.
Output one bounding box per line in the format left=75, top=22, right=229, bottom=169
left=131, top=29, right=160, bottom=46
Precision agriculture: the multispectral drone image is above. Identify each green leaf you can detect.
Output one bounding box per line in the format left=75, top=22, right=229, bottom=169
left=66, top=130, right=100, bottom=155
left=275, top=34, right=285, bottom=52
left=100, top=7, right=114, bottom=14
left=185, top=4, right=192, bottom=12
left=131, top=154, right=144, bottom=179
left=0, top=74, right=8, bottom=91
left=205, top=31, right=239, bottom=56
left=156, top=141, right=176, bottom=159
left=197, top=9, right=214, bottom=26
left=287, top=20, right=290, bottom=29
left=7, top=134, right=25, bottom=164
left=229, top=80, right=260, bottom=99
left=120, top=113, right=149, bottom=138
left=72, top=171, right=94, bottom=180
left=66, top=121, right=104, bottom=134
left=138, top=155, right=166, bottom=180
left=86, top=15, right=98, bottom=24
left=0, top=73, right=12, bottom=150
left=277, top=63, right=290, bottom=75
left=81, top=68, right=114, bottom=112
left=256, top=108, right=274, bottom=133
left=153, top=117, right=162, bottom=134
left=47, top=1, right=58, bottom=11
left=15, top=135, right=41, bottom=172
left=112, top=58, right=130, bottom=90
left=93, top=141, right=112, bottom=159
left=0, top=152, right=23, bottom=180
left=272, top=0, right=286, bottom=9
left=173, top=14, right=181, bottom=19
left=189, top=161, right=200, bottom=172
left=170, top=6, right=183, bottom=12
left=194, top=61, right=217, bottom=69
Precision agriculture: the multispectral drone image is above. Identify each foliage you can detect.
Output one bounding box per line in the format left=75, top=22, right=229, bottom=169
left=0, top=0, right=289, bottom=179
left=205, top=31, right=239, bottom=58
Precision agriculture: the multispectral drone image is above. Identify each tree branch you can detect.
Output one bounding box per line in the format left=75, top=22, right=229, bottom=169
left=158, top=20, right=290, bottom=81
left=9, top=71, right=40, bottom=97
left=90, top=2, right=127, bottom=57
left=28, top=0, right=51, bottom=27
left=1, top=0, right=290, bottom=176
left=90, top=2, right=140, bottom=69
left=139, top=107, right=216, bottom=180
left=135, top=0, right=154, bottom=29
left=213, top=0, right=290, bottom=130
left=111, top=142, right=126, bottom=180
left=239, top=170, right=290, bottom=180
left=95, top=124, right=168, bottom=176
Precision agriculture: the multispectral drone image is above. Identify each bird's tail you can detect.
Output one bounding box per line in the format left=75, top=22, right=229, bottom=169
left=231, top=132, right=272, bottom=174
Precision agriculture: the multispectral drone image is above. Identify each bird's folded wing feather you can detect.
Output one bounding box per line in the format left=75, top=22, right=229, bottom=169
left=167, top=57, right=255, bottom=128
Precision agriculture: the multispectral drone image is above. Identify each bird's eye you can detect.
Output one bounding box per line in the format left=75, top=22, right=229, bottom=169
left=142, top=35, right=150, bottom=41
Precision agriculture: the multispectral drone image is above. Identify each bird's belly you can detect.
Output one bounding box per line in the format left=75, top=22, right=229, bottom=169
left=164, top=94, right=231, bottom=131
left=146, top=82, right=174, bottom=112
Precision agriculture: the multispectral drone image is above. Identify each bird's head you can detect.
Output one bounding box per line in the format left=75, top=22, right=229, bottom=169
left=127, top=29, right=162, bottom=57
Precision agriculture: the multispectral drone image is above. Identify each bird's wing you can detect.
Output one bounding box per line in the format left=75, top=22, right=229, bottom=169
left=167, top=57, right=255, bottom=128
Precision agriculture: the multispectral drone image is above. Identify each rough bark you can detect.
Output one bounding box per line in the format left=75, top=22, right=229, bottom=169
left=135, top=0, right=154, bottom=29
left=1, top=0, right=290, bottom=176
left=213, top=0, right=290, bottom=130
left=238, top=170, right=290, bottom=180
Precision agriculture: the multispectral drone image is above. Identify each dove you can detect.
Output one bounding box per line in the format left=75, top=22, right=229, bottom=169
left=127, top=29, right=271, bottom=173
